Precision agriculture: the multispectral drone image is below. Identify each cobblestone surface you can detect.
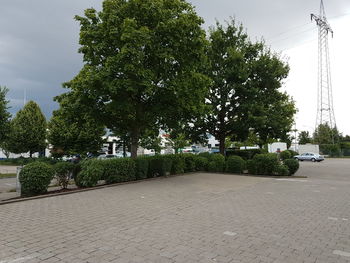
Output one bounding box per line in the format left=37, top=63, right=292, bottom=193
left=0, top=159, right=350, bottom=263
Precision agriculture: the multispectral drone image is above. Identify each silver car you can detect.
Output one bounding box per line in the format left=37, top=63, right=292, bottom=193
left=294, top=152, right=324, bottom=162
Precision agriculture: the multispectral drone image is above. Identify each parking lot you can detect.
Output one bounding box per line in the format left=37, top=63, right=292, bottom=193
left=0, top=159, right=349, bottom=262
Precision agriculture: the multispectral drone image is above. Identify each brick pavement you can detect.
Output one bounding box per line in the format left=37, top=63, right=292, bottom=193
left=0, top=159, right=350, bottom=263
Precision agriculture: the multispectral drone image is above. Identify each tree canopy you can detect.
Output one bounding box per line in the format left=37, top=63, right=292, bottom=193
left=7, top=101, right=46, bottom=157
left=0, top=86, right=11, bottom=144
left=60, top=0, right=210, bottom=158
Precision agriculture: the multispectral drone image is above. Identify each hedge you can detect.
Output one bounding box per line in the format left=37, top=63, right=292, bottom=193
left=279, top=150, right=291, bottom=160
left=226, top=149, right=264, bottom=160
left=208, top=154, right=225, bottom=172
left=273, top=164, right=290, bottom=176
left=168, top=155, right=185, bottom=175
left=226, top=155, right=246, bottom=174
left=195, top=156, right=208, bottom=171
left=149, top=156, right=173, bottom=177
left=252, top=153, right=279, bottom=175
left=284, top=159, right=299, bottom=175
left=74, top=159, right=104, bottom=188
left=103, top=158, right=136, bottom=184
left=134, top=157, right=150, bottom=180
left=19, top=162, right=54, bottom=196
left=53, top=162, right=75, bottom=189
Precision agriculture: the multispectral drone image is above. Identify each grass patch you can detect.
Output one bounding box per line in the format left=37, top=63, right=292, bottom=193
left=0, top=173, right=16, bottom=179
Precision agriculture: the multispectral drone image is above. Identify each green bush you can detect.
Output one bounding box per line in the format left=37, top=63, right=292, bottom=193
left=104, top=158, right=136, bottom=184
left=284, top=159, right=300, bottom=175
left=197, top=152, right=211, bottom=159
left=207, top=154, right=225, bottom=172
left=134, top=157, right=150, bottom=180
left=19, top=162, right=54, bottom=196
left=182, top=154, right=196, bottom=172
left=53, top=162, right=75, bottom=189
left=320, top=144, right=341, bottom=157
left=253, top=153, right=279, bottom=175
left=225, top=155, right=246, bottom=174
left=226, top=149, right=263, bottom=160
left=168, top=155, right=185, bottom=175
left=279, top=150, right=291, bottom=160
left=149, top=156, right=173, bottom=177
left=75, top=159, right=104, bottom=188
left=287, top=150, right=298, bottom=157
left=274, top=164, right=290, bottom=176
left=247, top=159, right=258, bottom=175
left=195, top=156, right=208, bottom=171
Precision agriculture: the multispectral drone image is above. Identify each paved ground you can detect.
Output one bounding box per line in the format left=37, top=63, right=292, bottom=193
left=0, top=165, right=17, bottom=174
left=0, top=159, right=350, bottom=263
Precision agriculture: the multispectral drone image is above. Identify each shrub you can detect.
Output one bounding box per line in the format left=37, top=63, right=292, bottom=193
left=134, top=157, right=150, bottom=180
left=226, top=149, right=263, bottom=160
left=19, top=162, right=54, bottom=196
left=104, top=158, right=136, bottom=184
left=182, top=154, right=196, bottom=172
left=274, top=164, right=290, bottom=176
left=279, top=150, right=291, bottom=160
left=195, top=156, right=208, bottom=171
left=197, top=152, right=211, bottom=159
left=287, top=150, right=298, bottom=157
left=53, top=162, right=75, bottom=189
left=247, top=159, right=258, bottom=175
left=75, top=159, right=104, bottom=188
left=253, top=153, right=279, bottom=175
left=208, top=154, right=225, bottom=172
left=226, top=155, right=246, bottom=174
left=168, top=155, right=185, bottom=175
left=284, top=158, right=300, bottom=175
left=149, top=156, right=173, bottom=177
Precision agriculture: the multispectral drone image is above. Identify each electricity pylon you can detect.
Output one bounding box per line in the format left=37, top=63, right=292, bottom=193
left=311, top=0, right=336, bottom=130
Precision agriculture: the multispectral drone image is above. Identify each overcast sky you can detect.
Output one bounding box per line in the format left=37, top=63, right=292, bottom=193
left=1, top=0, right=350, bottom=135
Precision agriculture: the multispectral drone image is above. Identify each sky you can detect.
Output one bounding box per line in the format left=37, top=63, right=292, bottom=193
left=1, top=0, right=350, bottom=135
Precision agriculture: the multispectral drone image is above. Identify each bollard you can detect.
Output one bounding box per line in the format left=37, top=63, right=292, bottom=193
left=16, top=166, right=22, bottom=196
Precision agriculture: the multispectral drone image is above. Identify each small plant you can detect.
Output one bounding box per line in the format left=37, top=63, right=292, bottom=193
left=280, top=150, right=291, bottom=160
left=19, top=162, right=54, bottom=196
left=283, top=159, right=300, bottom=175
left=75, top=159, right=104, bottom=188
left=54, top=162, right=75, bottom=189
left=226, top=155, right=246, bottom=174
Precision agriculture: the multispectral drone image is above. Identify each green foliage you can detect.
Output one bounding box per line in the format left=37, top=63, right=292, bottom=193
left=53, top=162, right=75, bottom=189
left=252, top=153, right=279, bottom=175
left=207, top=154, right=225, bottom=172
left=279, top=150, right=291, bottom=160
left=298, top=131, right=312, bottom=144
left=64, top=0, right=210, bottom=158
left=75, top=159, right=104, bottom=188
left=287, top=150, right=298, bottom=157
left=149, top=156, right=173, bottom=177
left=168, top=155, right=185, bottom=175
left=313, top=123, right=340, bottom=145
left=195, top=156, right=208, bottom=171
left=134, top=156, right=150, bottom=180
left=103, top=158, right=136, bottom=184
left=273, top=164, right=290, bottom=176
left=182, top=154, right=196, bottom=172
left=48, top=93, right=106, bottom=157
left=0, top=86, right=11, bottom=145
left=246, top=160, right=258, bottom=175
left=225, top=155, right=246, bottom=174
left=6, top=101, right=46, bottom=157
left=19, top=162, right=54, bottom=196
left=283, top=159, right=299, bottom=175
left=320, top=144, right=341, bottom=157
left=0, top=157, right=59, bottom=166
left=226, top=149, right=262, bottom=160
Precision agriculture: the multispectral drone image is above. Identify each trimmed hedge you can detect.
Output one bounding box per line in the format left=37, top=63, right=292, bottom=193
left=247, top=159, right=258, bottom=175
left=182, top=154, right=196, bottom=172
left=149, top=156, right=173, bottom=177
left=19, top=162, right=54, bottom=197
left=104, top=158, right=136, bottom=184
left=284, top=159, right=299, bottom=175
left=208, top=154, right=225, bottom=172
left=75, top=159, right=104, bottom=188
left=226, top=149, right=264, bottom=160
left=280, top=150, right=291, bottom=160
left=273, top=164, right=290, bottom=176
left=195, top=156, right=208, bottom=171
left=134, top=157, right=150, bottom=180
left=53, top=162, right=75, bottom=189
left=226, top=155, right=246, bottom=174
left=168, top=155, right=185, bottom=175
left=253, top=153, right=279, bottom=175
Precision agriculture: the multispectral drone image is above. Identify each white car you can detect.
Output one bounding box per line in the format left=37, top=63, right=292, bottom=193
left=294, top=153, right=324, bottom=162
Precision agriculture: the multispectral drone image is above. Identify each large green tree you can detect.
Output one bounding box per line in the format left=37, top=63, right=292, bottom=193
left=61, top=0, right=209, bottom=158
left=313, top=123, right=340, bottom=144
left=48, top=93, right=106, bottom=157
left=7, top=101, right=46, bottom=157
left=0, top=86, right=11, bottom=144
left=202, top=20, right=296, bottom=154
left=298, top=131, right=312, bottom=144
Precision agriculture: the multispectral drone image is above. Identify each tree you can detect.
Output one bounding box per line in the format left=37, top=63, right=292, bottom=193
left=202, top=20, right=296, bottom=154
left=0, top=86, right=11, bottom=145
left=298, top=131, right=312, bottom=144
left=313, top=123, right=340, bottom=144
left=7, top=101, right=46, bottom=157
left=61, top=0, right=209, bottom=158
left=48, top=93, right=106, bottom=157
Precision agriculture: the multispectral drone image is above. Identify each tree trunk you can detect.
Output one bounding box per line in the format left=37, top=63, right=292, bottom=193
left=29, top=151, right=33, bottom=158
left=123, top=139, right=126, bottom=158
left=219, top=134, right=226, bottom=156
left=130, top=129, right=139, bottom=159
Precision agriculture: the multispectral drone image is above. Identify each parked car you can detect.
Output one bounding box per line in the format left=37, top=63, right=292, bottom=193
left=294, top=152, right=324, bottom=162
left=97, top=154, right=117, bottom=159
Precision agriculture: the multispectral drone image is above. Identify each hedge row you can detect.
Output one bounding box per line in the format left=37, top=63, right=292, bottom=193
left=19, top=153, right=300, bottom=196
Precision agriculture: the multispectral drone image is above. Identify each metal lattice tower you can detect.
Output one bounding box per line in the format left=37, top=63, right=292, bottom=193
left=311, top=0, right=336, bottom=130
